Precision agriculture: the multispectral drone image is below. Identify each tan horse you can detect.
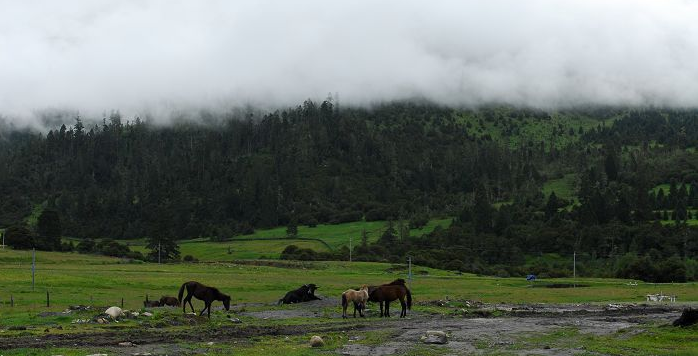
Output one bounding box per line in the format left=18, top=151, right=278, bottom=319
left=341, top=285, right=369, bottom=318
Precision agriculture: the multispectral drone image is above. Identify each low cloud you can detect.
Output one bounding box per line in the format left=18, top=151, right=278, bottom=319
left=2, top=0, right=698, bottom=127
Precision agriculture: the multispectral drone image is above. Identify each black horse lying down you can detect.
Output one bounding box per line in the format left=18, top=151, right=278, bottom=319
left=278, top=284, right=321, bottom=305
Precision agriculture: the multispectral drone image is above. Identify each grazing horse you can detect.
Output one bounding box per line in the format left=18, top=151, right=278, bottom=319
left=159, top=296, right=180, bottom=307
left=177, top=281, right=231, bottom=318
left=368, top=279, right=412, bottom=318
left=278, top=284, right=321, bottom=305
left=341, top=285, right=369, bottom=318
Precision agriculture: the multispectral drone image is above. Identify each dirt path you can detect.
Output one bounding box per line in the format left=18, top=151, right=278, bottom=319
left=0, top=302, right=690, bottom=355
left=337, top=304, right=686, bottom=356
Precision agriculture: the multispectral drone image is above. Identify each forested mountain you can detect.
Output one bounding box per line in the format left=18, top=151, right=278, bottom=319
left=1, top=100, right=697, bottom=281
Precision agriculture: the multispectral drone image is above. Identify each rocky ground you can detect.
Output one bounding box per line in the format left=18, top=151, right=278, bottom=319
left=0, top=298, right=693, bottom=355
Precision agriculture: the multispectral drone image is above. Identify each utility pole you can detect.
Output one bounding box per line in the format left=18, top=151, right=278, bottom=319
left=573, top=251, right=576, bottom=288
left=32, top=248, right=36, bottom=291
left=158, top=241, right=161, bottom=264
left=407, top=256, right=412, bottom=289
left=349, top=236, right=352, bottom=262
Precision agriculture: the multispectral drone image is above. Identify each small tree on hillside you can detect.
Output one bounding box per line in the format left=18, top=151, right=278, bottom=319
left=146, top=236, right=180, bottom=262
left=5, top=224, right=35, bottom=250
left=36, top=209, right=62, bottom=251
left=379, top=221, right=397, bottom=245
left=286, top=217, right=298, bottom=237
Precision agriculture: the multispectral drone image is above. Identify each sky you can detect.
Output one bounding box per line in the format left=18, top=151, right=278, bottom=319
left=1, top=0, right=698, bottom=126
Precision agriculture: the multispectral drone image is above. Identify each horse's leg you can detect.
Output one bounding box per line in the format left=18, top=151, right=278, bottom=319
left=353, top=301, right=357, bottom=318
left=379, top=301, right=384, bottom=317
left=342, top=302, right=347, bottom=319
left=200, top=301, right=210, bottom=317
left=183, top=291, right=195, bottom=313
left=400, top=296, right=407, bottom=318
left=385, top=301, right=390, bottom=317
left=188, top=297, right=195, bottom=313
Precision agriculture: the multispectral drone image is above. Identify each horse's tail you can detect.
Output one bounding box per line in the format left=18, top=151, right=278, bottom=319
left=406, top=287, right=412, bottom=310
left=341, top=293, right=347, bottom=307
left=177, top=282, right=187, bottom=304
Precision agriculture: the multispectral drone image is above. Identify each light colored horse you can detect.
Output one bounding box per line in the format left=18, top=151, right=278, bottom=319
left=342, top=285, right=369, bottom=318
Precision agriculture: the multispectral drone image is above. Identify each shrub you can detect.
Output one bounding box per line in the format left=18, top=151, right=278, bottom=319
left=76, top=239, right=96, bottom=253
left=5, top=224, right=35, bottom=250
left=306, top=218, right=318, bottom=228
left=183, top=254, right=198, bottom=262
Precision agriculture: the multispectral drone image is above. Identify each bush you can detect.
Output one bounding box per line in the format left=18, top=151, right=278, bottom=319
left=236, top=221, right=255, bottom=235
left=330, top=211, right=363, bottom=224
left=183, top=254, right=198, bottom=262
left=77, top=238, right=96, bottom=253
left=306, top=218, right=318, bottom=228
left=5, top=224, right=35, bottom=250
left=97, top=239, right=131, bottom=258
left=409, top=214, right=429, bottom=229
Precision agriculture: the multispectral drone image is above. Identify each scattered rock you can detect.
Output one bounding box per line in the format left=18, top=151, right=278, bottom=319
left=69, top=305, right=90, bottom=311
left=132, top=353, right=152, bottom=356
left=105, top=306, right=124, bottom=319
left=309, top=335, right=324, bottom=347
left=85, top=354, right=108, bottom=356
left=421, top=330, right=448, bottom=344
left=206, top=341, right=214, bottom=345
left=673, top=308, right=698, bottom=327
left=96, top=318, right=108, bottom=324
left=118, top=341, right=134, bottom=347
left=228, top=317, right=242, bottom=324
left=142, top=312, right=153, bottom=317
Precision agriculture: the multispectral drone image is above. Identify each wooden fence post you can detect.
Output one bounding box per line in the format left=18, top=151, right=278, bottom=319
left=46, top=291, right=50, bottom=307
left=10, top=294, right=13, bottom=307
left=121, top=298, right=124, bottom=309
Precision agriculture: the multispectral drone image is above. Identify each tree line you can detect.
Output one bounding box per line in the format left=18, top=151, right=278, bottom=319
left=1, top=102, right=697, bottom=280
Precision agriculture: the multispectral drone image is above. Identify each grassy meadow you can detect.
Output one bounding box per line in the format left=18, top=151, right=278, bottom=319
left=0, top=247, right=696, bottom=327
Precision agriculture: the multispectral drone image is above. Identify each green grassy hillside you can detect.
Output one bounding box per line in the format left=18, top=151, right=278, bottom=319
left=117, top=218, right=452, bottom=261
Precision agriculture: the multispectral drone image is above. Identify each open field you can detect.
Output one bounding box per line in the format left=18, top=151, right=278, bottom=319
left=0, top=248, right=696, bottom=355
left=115, top=218, right=452, bottom=260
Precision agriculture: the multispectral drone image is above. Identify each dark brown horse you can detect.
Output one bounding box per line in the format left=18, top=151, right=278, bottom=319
left=177, top=281, right=231, bottom=318
left=368, top=279, right=412, bottom=318
left=159, top=296, right=180, bottom=307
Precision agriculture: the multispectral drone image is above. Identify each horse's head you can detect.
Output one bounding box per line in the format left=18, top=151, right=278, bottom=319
left=222, top=295, right=231, bottom=311
left=307, top=284, right=318, bottom=294
left=360, top=284, right=369, bottom=291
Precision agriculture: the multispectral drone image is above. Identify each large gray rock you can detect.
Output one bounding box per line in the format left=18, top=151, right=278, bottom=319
left=421, top=330, right=448, bottom=344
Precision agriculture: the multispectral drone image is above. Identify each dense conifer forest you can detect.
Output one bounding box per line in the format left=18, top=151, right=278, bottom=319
left=1, top=100, right=697, bottom=281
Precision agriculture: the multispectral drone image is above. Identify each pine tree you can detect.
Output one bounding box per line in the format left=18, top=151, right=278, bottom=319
left=146, top=236, right=180, bottom=262
left=286, top=218, right=298, bottom=238
left=473, top=185, right=493, bottom=233
left=545, top=191, right=559, bottom=220
left=36, top=209, right=62, bottom=251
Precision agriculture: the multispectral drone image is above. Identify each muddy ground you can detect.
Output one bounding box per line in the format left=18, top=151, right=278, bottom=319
left=0, top=298, right=692, bottom=355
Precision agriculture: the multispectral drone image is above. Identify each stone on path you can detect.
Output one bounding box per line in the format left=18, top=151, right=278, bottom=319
left=421, top=330, right=448, bottom=344
left=310, top=335, right=324, bottom=347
